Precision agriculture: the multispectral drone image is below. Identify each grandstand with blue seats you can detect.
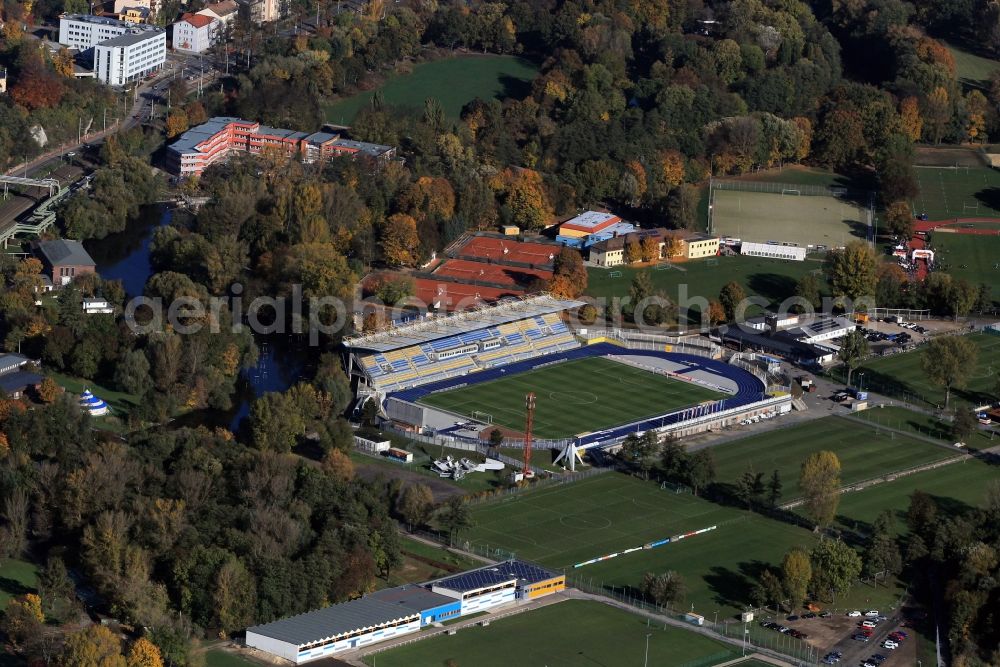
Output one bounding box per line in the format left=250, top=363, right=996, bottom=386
left=344, top=294, right=790, bottom=457
left=344, top=294, right=585, bottom=394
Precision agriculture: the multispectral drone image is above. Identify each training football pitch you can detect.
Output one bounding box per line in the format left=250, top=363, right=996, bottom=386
left=465, top=473, right=818, bottom=616
left=930, top=232, right=1000, bottom=306
left=832, top=333, right=1000, bottom=408
left=362, top=600, right=740, bottom=667
left=711, top=415, right=955, bottom=503
left=711, top=189, right=869, bottom=247
left=418, top=356, right=724, bottom=439
left=912, top=166, right=1000, bottom=219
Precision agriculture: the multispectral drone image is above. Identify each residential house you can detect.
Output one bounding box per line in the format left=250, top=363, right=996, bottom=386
left=36, top=239, right=96, bottom=287
left=196, top=0, right=239, bottom=26
left=0, top=353, right=42, bottom=400
left=172, top=13, right=217, bottom=53
left=663, top=231, right=720, bottom=260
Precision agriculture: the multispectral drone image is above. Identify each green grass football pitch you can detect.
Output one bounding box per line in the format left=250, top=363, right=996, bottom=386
left=418, top=356, right=725, bottom=440
left=325, top=55, right=538, bottom=124
left=930, top=232, right=1000, bottom=307
left=829, top=333, right=1000, bottom=408
left=711, top=415, right=955, bottom=503
left=362, top=599, right=740, bottom=667
left=912, top=166, right=1000, bottom=220
left=711, top=189, right=869, bottom=248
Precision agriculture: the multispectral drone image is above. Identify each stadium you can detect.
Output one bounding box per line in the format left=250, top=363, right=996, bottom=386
left=344, top=295, right=792, bottom=466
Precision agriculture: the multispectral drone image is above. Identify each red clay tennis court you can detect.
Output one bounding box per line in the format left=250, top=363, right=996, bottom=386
left=432, top=258, right=552, bottom=286
left=412, top=278, right=520, bottom=309
left=454, top=236, right=559, bottom=266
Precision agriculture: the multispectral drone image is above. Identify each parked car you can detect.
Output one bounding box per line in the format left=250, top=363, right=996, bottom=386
left=861, top=620, right=877, bottom=628
left=883, top=640, right=898, bottom=650
left=865, top=610, right=880, bottom=617
left=848, top=610, right=863, bottom=617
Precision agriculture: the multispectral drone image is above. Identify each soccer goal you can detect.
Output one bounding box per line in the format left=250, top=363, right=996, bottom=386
left=660, top=481, right=692, bottom=494
left=608, top=270, right=623, bottom=278
left=471, top=411, right=493, bottom=424
left=706, top=258, right=719, bottom=266
left=963, top=202, right=980, bottom=214
left=781, top=189, right=801, bottom=196
left=654, top=261, right=673, bottom=271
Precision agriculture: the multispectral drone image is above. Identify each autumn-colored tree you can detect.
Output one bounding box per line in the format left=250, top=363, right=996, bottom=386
left=661, top=234, right=683, bottom=258
left=322, top=448, right=355, bottom=482
left=61, top=624, right=126, bottom=667
left=550, top=247, right=587, bottom=298
left=9, top=67, right=65, bottom=110
left=505, top=169, right=552, bottom=231
left=640, top=236, right=661, bottom=263
left=825, top=241, right=878, bottom=300
left=380, top=213, right=420, bottom=267
left=36, top=377, right=60, bottom=403
left=706, top=300, right=726, bottom=326
left=396, top=483, right=434, bottom=529
left=719, top=281, right=746, bottom=322
left=922, top=87, right=952, bottom=144
left=214, top=557, right=257, bottom=634
left=781, top=548, right=812, bottom=610
left=625, top=239, right=642, bottom=264
left=965, top=90, right=988, bottom=142
left=885, top=201, right=914, bottom=240
left=125, top=638, right=163, bottom=667
left=0, top=432, right=8, bottom=458
left=899, top=97, right=923, bottom=142
left=53, top=48, right=75, bottom=77
left=915, top=37, right=956, bottom=76
left=659, top=149, right=685, bottom=187
left=185, top=100, right=208, bottom=125
left=397, top=176, right=456, bottom=222
left=2, top=594, right=44, bottom=648
left=165, top=108, right=190, bottom=139
left=791, top=116, right=813, bottom=161
left=622, top=160, right=647, bottom=206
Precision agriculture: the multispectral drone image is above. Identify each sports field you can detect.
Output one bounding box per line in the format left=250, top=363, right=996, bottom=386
left=586, top=255, right=824, bottom=325
left=361, top=599, right=740, bottom=667
left=418, top=356, right=724, bottom=439
left=929, top=232, right=1000, bottom=305
left=912, top=166, right=1000, bottom=219
left=835, top=457, right=1000, bottom=535
left=711, top=189, right=869, bottom=247
left=711, top=416, right=955, bottom=503
left=944, top=39, right=1000, bottom=88
left=834, top=333, right=1000, bottom=408
left=854, top=405, right=996, bottom=448
left=325, top=55, right=538, bottom=124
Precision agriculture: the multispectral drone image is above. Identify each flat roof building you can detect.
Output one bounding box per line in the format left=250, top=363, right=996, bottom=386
left=59, top=14, right=165, bottom=85
left=165, top=117, right=396, bottom=176
left=558, top=211, right=622, bottom=238
left=740, top=241, right=806, bottom=261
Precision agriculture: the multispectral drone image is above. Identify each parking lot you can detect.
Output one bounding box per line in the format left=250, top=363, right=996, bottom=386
left=757, top=608, right=919, bottom=666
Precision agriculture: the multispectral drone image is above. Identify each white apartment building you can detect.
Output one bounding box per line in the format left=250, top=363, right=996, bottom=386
left=59, top=14, right=131, bottom=50
left=94, top=29, right=166, bottom=86
left=197, top=0, right=239, bottom=26
left=172, top=13, right=217, bottom=53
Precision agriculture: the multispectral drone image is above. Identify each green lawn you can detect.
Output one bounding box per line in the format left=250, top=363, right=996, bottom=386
left=384, top=537, right=483, bottom=588
left=325, top=55, right=539, bottom=124
left=853, top=405, right=996, bottom=449
left=204, top=650, right=259, bottom=667
left=418, top=357, right=724, bottom=439
left=586, top=255, right=824, bottom=324
left=912, top=166, right=1000, bottom=219
left=362, top=599, right=740, bottom=667
left=945, top=39, right=1000, bottom=88
left=0, top=558, right=39, bottom=608
left=929, top=232, right=1000, bottom=307
left=834, top=457, right=1000, bottom=534
left=830, top=333, right=1000, bottom=408
left=711, top=416, right=954, bottom=503
left=720, top=165, right=867, bottom=190
left=47, top=371, right=140, bottom=417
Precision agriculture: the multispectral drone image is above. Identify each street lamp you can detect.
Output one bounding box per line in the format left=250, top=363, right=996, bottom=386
left=643, top=633, right=652, bottom=667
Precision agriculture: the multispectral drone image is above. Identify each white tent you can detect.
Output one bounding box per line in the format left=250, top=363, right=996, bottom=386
left=79, top=389, right=109, bottom=417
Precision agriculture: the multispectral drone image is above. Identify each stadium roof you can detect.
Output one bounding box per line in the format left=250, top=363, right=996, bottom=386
left=432, top=560, right=560, bottom=594
left=344, top=294, right=584, bottom=352
left=366, top=585, right=456, bottom=613
left=246, top=597, right=419, bottom=646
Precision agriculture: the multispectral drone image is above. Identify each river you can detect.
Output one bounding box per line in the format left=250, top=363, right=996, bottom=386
left=86, top=204, right=308, bottom=432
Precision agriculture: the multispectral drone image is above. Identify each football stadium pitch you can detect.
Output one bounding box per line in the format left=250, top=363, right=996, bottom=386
left=711, top=189, right=869, bottom=247
left=362, top=600, right=741, bottom=667
left=711, top=416, right=955, bottom=503
left=912, top=165, right=1000, bottom=219
left=418, top=356, right=725, bottom=439
left=931, top=232, right=1000, bottom=305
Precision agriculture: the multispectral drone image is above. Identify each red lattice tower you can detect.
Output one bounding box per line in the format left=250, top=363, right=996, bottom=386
left=523, top=392, right=536, bottom=475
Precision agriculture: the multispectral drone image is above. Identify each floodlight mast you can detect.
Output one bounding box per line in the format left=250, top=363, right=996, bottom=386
left=523, top=392, right=536, bottom=475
